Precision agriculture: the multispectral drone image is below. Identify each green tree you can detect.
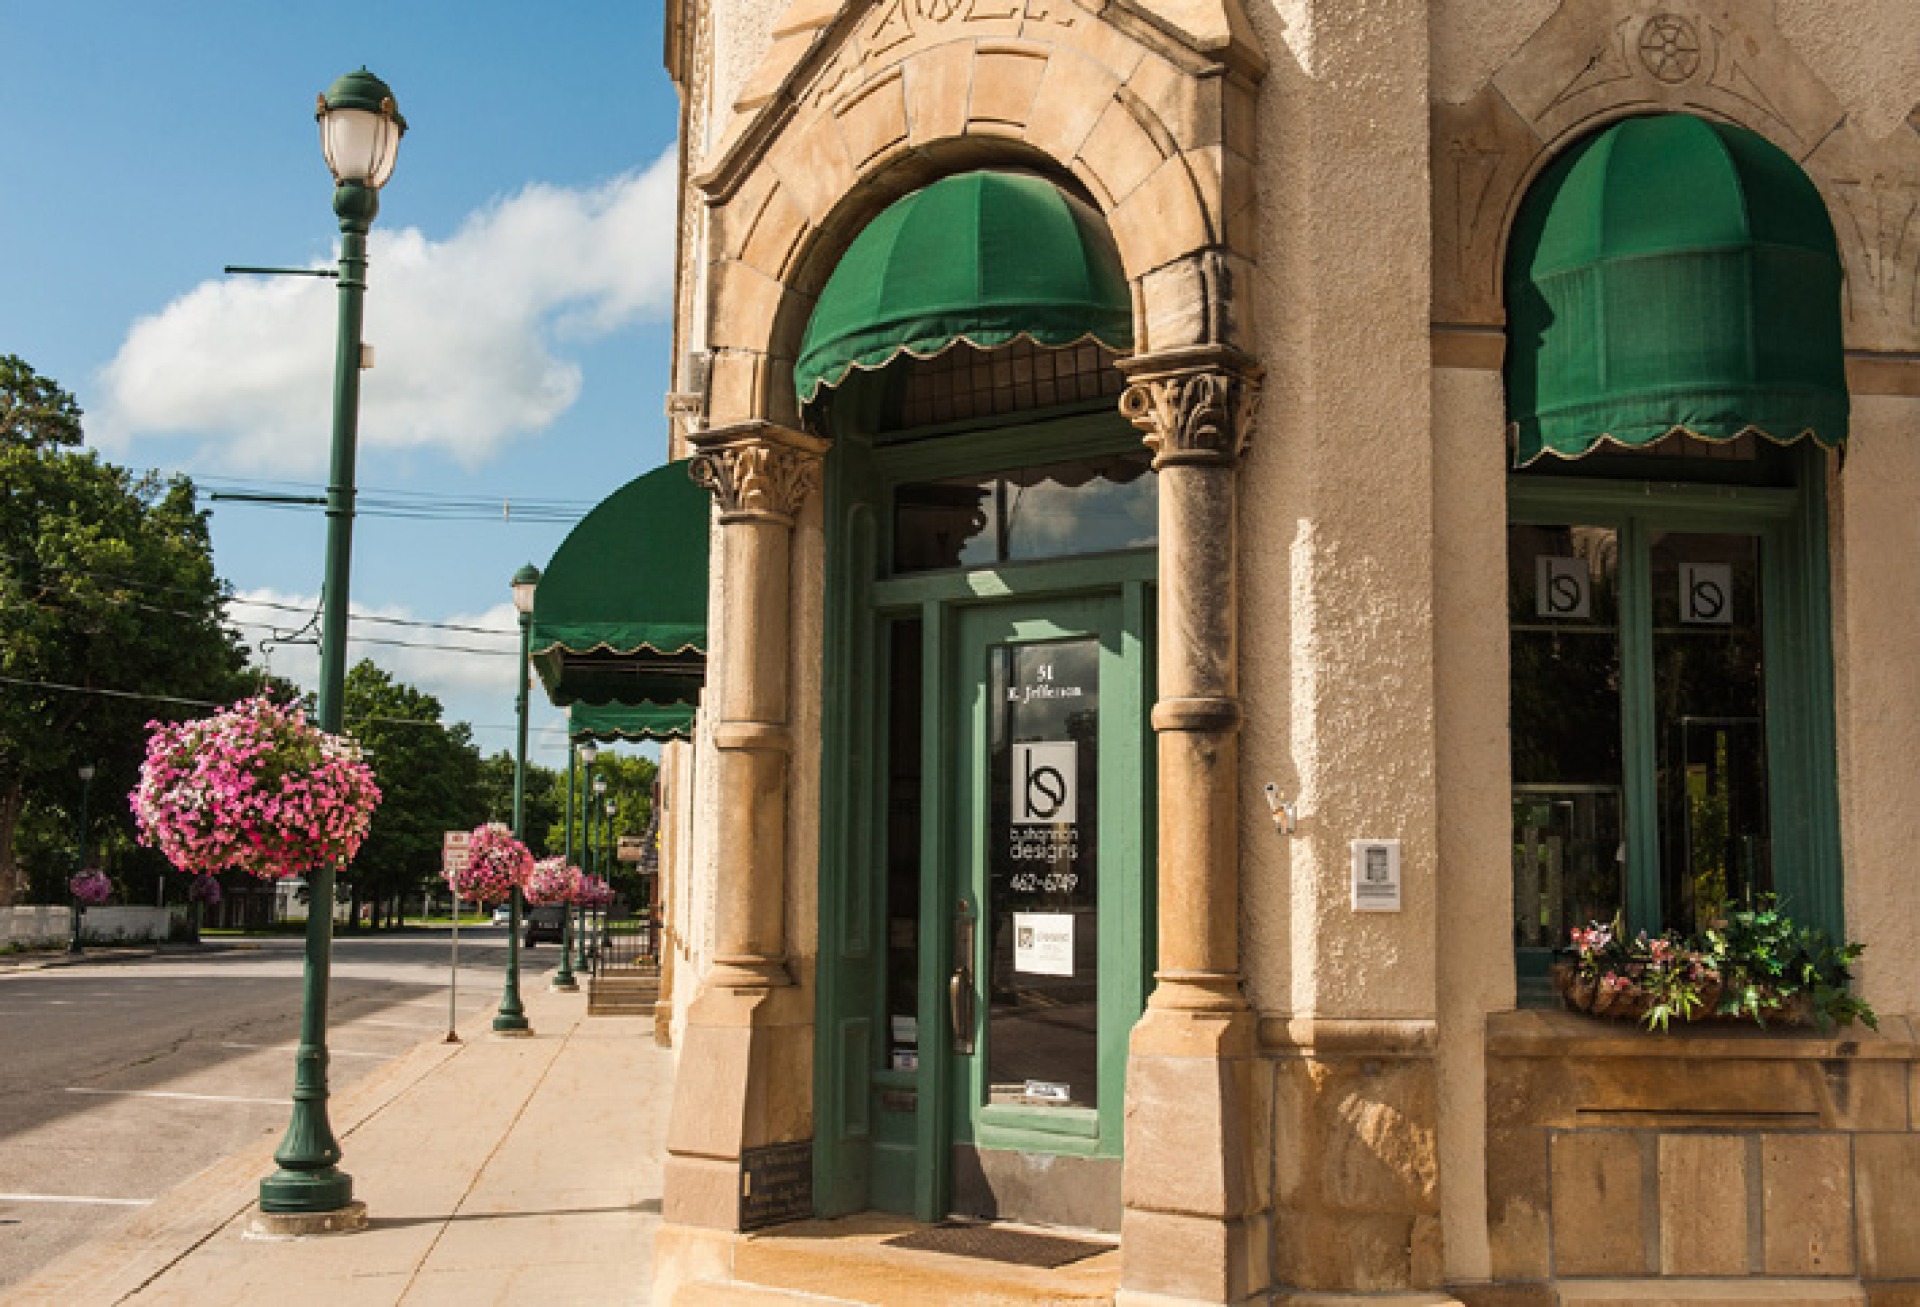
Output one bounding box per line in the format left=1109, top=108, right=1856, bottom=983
left=1, top=359, right=248, bottom=904
left=556, top=750, right=656, bottom=902
left=477, top=751, right=563, bottom=859
left=0, top=354, right=84, bottom=450
left=341, top=660, right=484, bottom=927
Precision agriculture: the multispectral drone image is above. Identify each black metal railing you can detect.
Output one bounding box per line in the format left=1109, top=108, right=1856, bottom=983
left=594, top=916, right=658, bottom=975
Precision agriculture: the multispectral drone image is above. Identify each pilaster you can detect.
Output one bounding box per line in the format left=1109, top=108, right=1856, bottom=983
left=664, top=421, right=826, bottom=1232
left=1116, top=345, right=1271, bottom=1305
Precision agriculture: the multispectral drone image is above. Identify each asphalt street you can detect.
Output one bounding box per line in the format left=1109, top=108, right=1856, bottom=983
left=0, top=929, right=563, bottom=1292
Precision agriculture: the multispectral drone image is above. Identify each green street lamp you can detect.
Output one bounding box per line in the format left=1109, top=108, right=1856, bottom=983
left=494, top=563, right=541, bottom=1036
left=576, top=746, right=598, bottom=974
left=68, top=763, right=95, bottom=955
left=257, top=67, right=404, bottom=1229
left=552, top=744, right=578, bottom=993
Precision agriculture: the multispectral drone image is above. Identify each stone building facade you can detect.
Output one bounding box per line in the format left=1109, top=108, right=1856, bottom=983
left=638, top=1, right=1920, bottom=1302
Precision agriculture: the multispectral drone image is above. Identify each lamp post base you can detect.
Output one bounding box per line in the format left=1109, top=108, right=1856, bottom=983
left=247, top=1200, right=367, bottom=1240
left=491, top=1024, right=536, bottom=1039
left=551, top=977, right=579, bottom=992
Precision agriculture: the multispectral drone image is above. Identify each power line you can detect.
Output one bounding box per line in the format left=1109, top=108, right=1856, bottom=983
left=5, top=556, right=526, bottom=648
left=5, top=553, right=522, bottom=639
left=0, top=674, right=573, bottom=737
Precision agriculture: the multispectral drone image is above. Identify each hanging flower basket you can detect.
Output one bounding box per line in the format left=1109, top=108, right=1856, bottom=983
left=525, top=857, right=581, bottom=906
left=577, top=874, right=615, bottom=909
left=132, top=697, right=381, bottom=880
left=70, top=868, right=112, bottom=906
left=448, top=824, right=533, bottom=906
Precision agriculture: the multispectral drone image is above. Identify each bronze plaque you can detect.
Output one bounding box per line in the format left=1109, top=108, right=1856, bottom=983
left=739, top=1140, right=812, bottom=1231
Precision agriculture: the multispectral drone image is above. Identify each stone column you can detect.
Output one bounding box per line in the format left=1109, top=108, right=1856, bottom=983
left=663, top=420, right=825, bottom=1230
left=1115, top=345, right=1271, bottom=1305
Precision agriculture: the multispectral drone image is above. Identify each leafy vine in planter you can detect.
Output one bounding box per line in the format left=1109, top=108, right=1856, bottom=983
left=1555, top=897, right=1876, bottom=1033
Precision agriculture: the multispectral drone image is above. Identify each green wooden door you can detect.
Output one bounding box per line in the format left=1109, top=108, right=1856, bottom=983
left=936, top=591, right=1149, bottom=1228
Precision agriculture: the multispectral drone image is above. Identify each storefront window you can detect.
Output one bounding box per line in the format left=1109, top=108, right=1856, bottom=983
left=1507, top=459, right=1836, bottom=989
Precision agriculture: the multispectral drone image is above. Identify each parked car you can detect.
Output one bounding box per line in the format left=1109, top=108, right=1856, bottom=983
left=524, top=904, right=566, bottom=946
left=491, top=904, right=512, bottom=926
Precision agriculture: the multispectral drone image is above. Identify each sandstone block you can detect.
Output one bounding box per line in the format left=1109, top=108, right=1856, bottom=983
left=968, top=46, right=1048, bottom=130
left=903, top=42, right=973, bottom=147
left=833, top=71, right=908, bottom=170
left=1762, top=1133, right=1855, bottom=1276
left=1656, top=1133, right=1748, bottom=1276
left=1550, top=1132, right=1647, bottom=1276
left=1856, top=1133, right=1920, bottom=1278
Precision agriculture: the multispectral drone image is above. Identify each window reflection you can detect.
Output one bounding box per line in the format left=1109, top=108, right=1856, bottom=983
left=893, top=452, right=1156, bottom=572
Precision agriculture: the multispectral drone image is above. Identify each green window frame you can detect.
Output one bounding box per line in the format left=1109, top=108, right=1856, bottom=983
left=1507, top=447, right=1842, bottom=988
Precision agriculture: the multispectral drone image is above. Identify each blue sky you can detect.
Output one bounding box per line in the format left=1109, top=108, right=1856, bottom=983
left=1, top=2, right=685, bottom=769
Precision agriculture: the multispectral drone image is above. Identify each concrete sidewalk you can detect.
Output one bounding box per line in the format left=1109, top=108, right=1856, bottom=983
left=9, top=979, right=668, bottom=1306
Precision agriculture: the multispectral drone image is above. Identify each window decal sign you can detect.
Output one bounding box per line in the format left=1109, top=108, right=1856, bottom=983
left=1537, top=555, right=1591, bottom=619
left=1679, top=562, right=1733, bottom=624
left=1012, top=741, right=1076, bottom=823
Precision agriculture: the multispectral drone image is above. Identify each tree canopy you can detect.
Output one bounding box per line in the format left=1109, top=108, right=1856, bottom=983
left=340, top=660, right=486, bottom=924
left=1, top=358, right=249, bottom=903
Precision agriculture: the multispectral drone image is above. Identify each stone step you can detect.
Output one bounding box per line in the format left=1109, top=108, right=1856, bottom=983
left=1556, top=1279, right=1867, bottom=1307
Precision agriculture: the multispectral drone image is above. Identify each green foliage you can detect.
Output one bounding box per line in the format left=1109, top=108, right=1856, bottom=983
left=1, top=358, right=249, bottom=902
left=0, top=354, right=84, bottom=449
left=341, top=660, right=485, bottom=915
left=556, top=750, right=656, bottom=899
left=476, top=751, right=564, bottom=857
left=1705, top=897, right=1876, bottom=1031
left=1563, top=896, right=1876, bottom=1032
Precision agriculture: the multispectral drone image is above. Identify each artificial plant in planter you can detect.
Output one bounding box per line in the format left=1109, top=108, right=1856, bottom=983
left=1555, top=897, right=1875, bottom=1032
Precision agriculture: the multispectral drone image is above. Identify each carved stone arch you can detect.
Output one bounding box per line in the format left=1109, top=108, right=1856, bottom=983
left=695, top=0, right=1264, bottom=430
left=1433, top=0, right=1858, bottom=338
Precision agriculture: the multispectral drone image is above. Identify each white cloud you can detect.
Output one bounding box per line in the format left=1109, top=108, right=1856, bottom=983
left=226, top=588, right=572, bottom=764
left=94, top=150, right=678, bottom=474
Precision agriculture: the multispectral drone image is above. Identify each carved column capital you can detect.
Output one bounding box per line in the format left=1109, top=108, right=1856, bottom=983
left=1117, top=345, right=1264, bottom=469
left=688, top=421, right=828, bottom=526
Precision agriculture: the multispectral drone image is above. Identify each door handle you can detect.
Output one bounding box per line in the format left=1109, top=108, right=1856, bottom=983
left=950, top=899, right=976, bottom=1055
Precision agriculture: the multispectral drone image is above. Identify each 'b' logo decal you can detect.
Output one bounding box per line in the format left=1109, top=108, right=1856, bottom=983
left=1013, top=742, right=1076, bottom=824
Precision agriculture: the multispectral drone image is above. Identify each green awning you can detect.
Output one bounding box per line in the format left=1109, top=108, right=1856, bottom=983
left=570, top=700, right=695, bottom=743
left=531, top=460, right=709, bottom=707
left=794, top=170, right=1133, bottom=404
left=1505, top=114, right=1847, bottom=467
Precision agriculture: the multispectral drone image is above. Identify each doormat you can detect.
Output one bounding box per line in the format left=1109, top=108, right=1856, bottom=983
left=884, top=1222, right=1112, bottom=1268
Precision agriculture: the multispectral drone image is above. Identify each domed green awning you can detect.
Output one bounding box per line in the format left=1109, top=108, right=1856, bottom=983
left=531, top=460, right=709, bottom=708
left=569, top=700, right=694, bottom=743
left=1505, top=114, right=1848, bottom=467
left=794, top=170, right=1133, bottom=404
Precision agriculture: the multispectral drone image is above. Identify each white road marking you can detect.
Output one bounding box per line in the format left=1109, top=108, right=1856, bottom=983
left=65, top=1087, right=292, bottom=1106
left=220, top=1042, right=393, bottom=1060
left=0, top=1192, right=151, bottom=1207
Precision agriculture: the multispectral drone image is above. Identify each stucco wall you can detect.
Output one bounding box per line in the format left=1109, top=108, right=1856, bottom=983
left=1431, top=364, right=1517, bottom=1284
left=1243, top=0, right=1442, bottom=1021
left=1831, top=394, right=1920, bottom=1015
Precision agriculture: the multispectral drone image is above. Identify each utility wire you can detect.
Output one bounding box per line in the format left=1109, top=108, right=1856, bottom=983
left=0, top=675, right=573, bottom=737
left=4, top=553, right=522, bottom=638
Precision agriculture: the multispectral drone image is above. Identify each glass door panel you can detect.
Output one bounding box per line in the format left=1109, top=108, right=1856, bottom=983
left=984, top=637, right=1100, bottom=1110
left=1649, top=532, right=1770, bottom=931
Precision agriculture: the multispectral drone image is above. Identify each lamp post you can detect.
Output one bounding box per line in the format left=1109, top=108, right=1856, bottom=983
left=600, top=796, right=617, bottom=964
left=257, top=68, right=404, bottom=1228
left=552, top=743, right=578, bottom=992
left=68, top=763, right=95, bottom=955
left=577, top=746, right=598, bottom=974
left=592, top=776, right=610, bottom=966
left=494, top=564, right=540, bottom=1036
